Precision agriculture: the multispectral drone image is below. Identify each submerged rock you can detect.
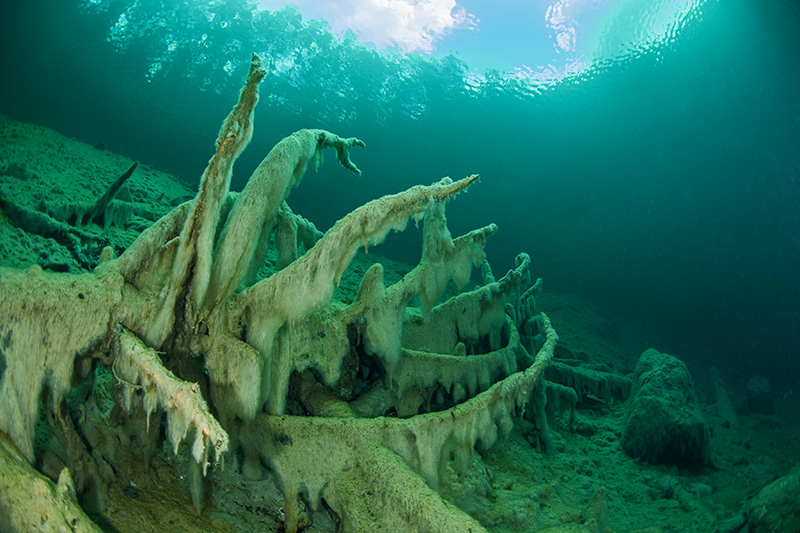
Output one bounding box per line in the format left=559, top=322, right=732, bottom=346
left=747, top=468, right=800, bottom=532
left=621, top=349, right=711, bottom=467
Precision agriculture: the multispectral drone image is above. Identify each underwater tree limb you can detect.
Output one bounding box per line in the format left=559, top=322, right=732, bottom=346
left=83, top=161, right=139, bottom=226
left=323, top=441, right=487, bottom=533
left=0, top=434, right=102, bottom=533
left=114, top=200, right=192, bottom=289
left=317, top=130, right=365, bottom=176
left=254, top=313, right=557, bottom=532
left=0, top=193, right=110, bottom=269
left=151, top=53, right=266, bottom=346
left=0, top=266, right=124, bottom=461
left=352, top=204, right=498, bottom=387
left=43, top=387, right=109, bottom=513
left=236, top=175, right=479, bottom=329
left=273, top=202, right=323, bottom=270
left=232, top=175, right=479, bottom=413
left=203, top=129, right=365, bottom=319
left=113, top=326, right=228, bottom=475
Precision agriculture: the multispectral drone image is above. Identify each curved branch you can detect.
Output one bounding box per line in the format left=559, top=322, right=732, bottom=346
left=202, top=129, right=364, bottom=318
left=234, top=175, right=480, bottom=350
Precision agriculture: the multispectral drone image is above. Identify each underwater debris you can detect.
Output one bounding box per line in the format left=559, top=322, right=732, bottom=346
left=0, top=53, right=556, bottom=532
left=40, top=161, right=139, bottom=229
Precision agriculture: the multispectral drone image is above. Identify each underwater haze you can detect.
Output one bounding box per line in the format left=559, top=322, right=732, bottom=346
left=1, top=0, right=798, bottom=396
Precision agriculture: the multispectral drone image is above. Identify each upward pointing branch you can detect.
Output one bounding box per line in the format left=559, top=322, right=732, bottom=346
left=83, top=161, right=138, bottom=226
left=148, top=54, right=266, bottom=346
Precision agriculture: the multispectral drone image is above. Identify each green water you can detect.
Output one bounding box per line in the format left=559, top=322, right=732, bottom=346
left=0, top=0, right=798, bottom=387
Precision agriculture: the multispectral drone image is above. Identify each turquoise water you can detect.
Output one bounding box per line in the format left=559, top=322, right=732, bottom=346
left=0, top=0, right=798, bottom=389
